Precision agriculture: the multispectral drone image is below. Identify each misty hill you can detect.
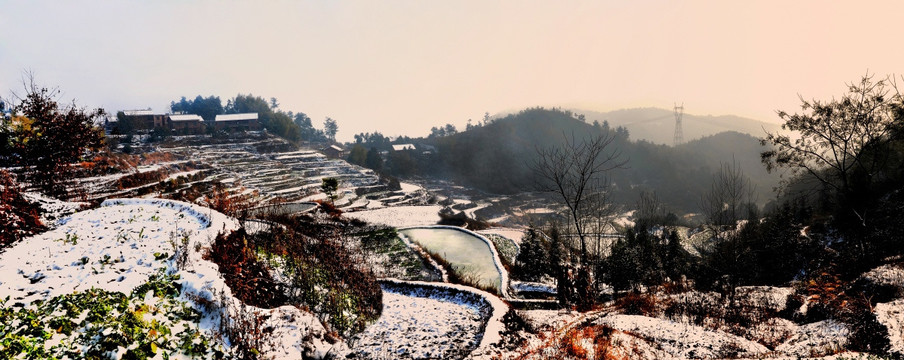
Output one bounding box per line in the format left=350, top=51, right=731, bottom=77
left=571, top=107, right=783, bottom=145
left=416, top=108, right=778, bottom=213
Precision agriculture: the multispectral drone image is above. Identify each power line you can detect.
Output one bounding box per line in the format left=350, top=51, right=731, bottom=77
left=673, top=103, right=684, bottom=146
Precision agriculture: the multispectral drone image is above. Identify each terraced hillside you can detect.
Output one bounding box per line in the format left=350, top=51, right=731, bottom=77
left=74, top=134, right=430, bottom=209
left=170, top=143, right=379, bottom=203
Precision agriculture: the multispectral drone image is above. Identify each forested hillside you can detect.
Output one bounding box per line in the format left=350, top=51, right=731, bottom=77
left=402, top=108, right=778, bottom=213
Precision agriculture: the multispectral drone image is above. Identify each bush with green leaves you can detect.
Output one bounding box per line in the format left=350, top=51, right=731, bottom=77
left=0, top=271, right=223, bottom=359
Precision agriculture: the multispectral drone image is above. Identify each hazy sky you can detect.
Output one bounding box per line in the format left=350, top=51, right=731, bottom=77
left=2, top=1, right=902, bottom=141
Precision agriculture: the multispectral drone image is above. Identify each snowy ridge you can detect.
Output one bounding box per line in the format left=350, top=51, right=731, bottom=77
left=378, top=278, right=509, bottom=358
left=1, top=198, right=342, bottom=358
left=401, top=225, right=511, bottom=298
left=100, top=198, right=219, bottom=228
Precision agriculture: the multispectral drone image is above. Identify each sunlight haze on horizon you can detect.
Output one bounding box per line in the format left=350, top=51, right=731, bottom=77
left=2, top=1, right=902, bottom=142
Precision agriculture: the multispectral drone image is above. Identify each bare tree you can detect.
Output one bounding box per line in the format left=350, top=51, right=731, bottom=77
left=700, top=158, right=756, bottom=227
left=533, top=132, right=628, bottom=266
left=634, top=190, right=665, bottom=230
left=761, top=74, right=903, bottom=225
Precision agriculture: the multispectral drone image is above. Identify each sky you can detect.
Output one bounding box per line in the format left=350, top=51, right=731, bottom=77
left=2, top=1, right=903, bottom=142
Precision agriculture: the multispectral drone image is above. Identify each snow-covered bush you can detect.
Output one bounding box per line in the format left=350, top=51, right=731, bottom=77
left=0, top=271, right=224, bottom=359
left=241, top=213, right=383, bottom=338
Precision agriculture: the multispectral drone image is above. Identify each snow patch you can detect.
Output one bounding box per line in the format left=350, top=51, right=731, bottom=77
left=774, top=320, right=850, bottom=357
left=595, top=314, right=769, bottom=358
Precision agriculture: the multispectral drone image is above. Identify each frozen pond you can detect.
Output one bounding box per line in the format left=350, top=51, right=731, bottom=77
left=400, top=228, right=502, bottom=291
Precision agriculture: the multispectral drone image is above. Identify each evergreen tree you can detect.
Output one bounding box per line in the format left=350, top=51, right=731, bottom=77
left=365, top=147, right=383, bottom=172
left=347, top=144, right=367, bottom=166
left=513, top=227, right=550, bottom=282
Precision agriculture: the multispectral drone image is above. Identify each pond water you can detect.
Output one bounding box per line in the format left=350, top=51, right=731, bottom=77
left=399, top=228, right=502, bottom=291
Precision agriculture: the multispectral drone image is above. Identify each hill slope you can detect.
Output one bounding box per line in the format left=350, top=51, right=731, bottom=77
left=421, top=108, right=778, bottom=212
left=572, top=107, right=783, bottom=145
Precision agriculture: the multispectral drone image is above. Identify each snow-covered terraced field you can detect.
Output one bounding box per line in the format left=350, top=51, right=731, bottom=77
left=0, top=199, right=212, bottom=304
left=348, top=279, right=508, bottom=359
left=345, top=205, right=444, bottom=227
left=155, top=137, right=382, bottom=204
left=349, top=290, right=483, bottom=359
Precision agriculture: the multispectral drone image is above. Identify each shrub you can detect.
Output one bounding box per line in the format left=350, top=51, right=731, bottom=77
left=204, top=229, right=288, bottom=309
left=0, top=271, right=223, bottom=359
left=615, top=292, right=661, bottom=317
left=0, top=170, right=44, bottom=248
left=4, top=79, right=105, bottom=197
left=201, top=183, right=254, bottom=217
left=115, top=168, right=168, bottom=189
left=244, top=214, right=383, bottom=337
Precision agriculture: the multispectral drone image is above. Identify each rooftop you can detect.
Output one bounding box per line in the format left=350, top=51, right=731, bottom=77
left=215, top=113, right=259, bottom=122
left=392, top=144, right=415, bottom=151
left=169, top=114, right=203, bottom=122
left=122, top=110, right=156, bottom=116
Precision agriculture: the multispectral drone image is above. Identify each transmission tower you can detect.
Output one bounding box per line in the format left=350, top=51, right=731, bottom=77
left=673, top=103, right=684, bottom=146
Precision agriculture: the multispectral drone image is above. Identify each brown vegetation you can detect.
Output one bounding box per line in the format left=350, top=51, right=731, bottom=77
left=204, top=229, right=288, bottom=309
left=0, top=170, right=44, bottom=247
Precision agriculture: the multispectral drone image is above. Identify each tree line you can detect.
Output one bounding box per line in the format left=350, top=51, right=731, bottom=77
left=114, top=94, right=340, bottom=144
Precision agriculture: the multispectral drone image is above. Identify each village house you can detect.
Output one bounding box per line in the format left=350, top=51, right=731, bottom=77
left=322, top=144, right=346, bottom=159
left=391, top=144, right=416, bottom=151
left=214, top=113, right=259, bottom=131
left=120, top=110, right=168, bottom=130
left=168, top=114, right=205, bottom=134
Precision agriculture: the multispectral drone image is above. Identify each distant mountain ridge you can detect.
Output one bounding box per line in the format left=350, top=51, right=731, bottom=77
left=567, top=107, right=783, bottom=145
left=416, top=108, right=779, bottom=212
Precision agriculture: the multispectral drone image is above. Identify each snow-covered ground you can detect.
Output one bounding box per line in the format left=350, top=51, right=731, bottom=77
left=478, top=228, right=526, bottom=245
left=345, top=205, right=443, bottom=227
left=0, top=199, right=211, bottom=304
left=0, top=198, right=342, bottom=358
left=774, top=320, right=850, bottom=357
left=399, top=182, right=422, bottom=193
left=348, top=289, right=484, bottom=359
left=595, top=314, right=770, bottom=359
left=22, top=191, right=88, bottom=225
left=876, top=299, right=904, bottom=354
left=348, top=279, right=508, bottom=359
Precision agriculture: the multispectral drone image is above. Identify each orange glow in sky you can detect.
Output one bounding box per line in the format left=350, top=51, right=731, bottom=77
left=2, top=1, right=902, bottom=141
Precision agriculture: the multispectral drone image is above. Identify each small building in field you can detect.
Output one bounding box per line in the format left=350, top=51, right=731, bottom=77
left=168, top=114, right=205, bottom=134
left=214, top=113, right=259, bottom=131
left=120, top=110, right=168, bottom=131
left=322, top=144, right=346, bottom=159
left=392, top=144, right=416, bottom=151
